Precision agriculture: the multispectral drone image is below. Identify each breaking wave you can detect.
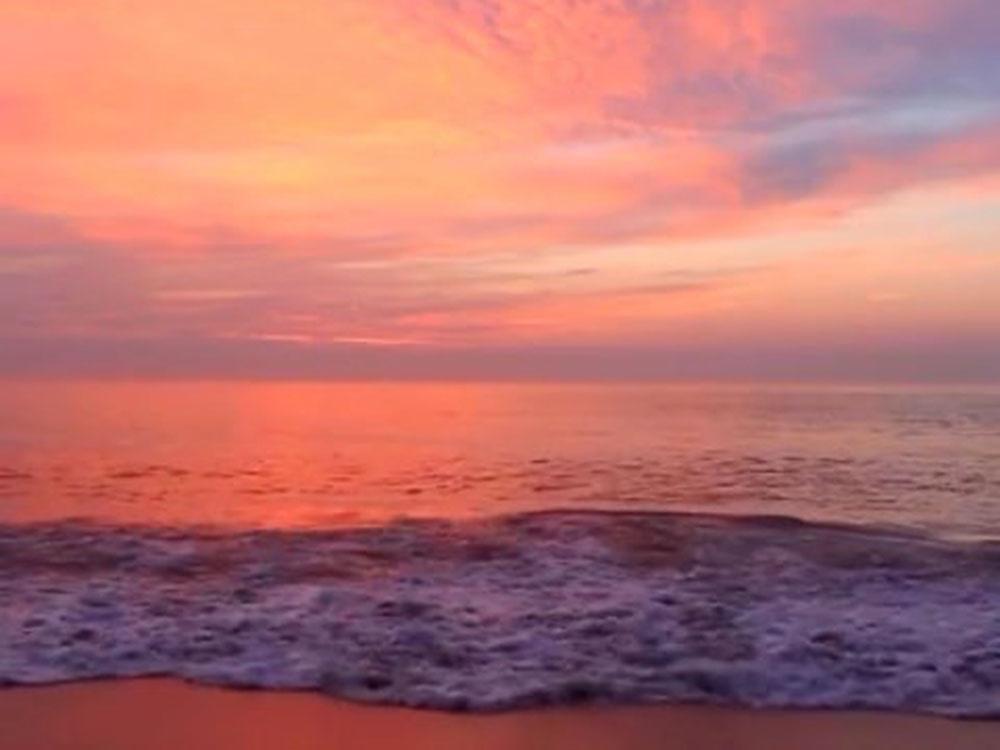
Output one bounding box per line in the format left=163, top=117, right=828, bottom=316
left=2, top=510, right=1000, bottom=717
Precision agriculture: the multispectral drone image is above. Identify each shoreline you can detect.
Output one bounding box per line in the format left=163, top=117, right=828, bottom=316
left=2, top=679, right=999, bottom=750
left=3, top=510, right=999, bottom=716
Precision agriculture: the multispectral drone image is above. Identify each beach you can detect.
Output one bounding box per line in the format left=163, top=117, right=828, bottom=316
left=4, top=0, right=999, bottom=741
left=2, top=679, right=999, bottom=750
left=3, top=383, right=1000, bottom=742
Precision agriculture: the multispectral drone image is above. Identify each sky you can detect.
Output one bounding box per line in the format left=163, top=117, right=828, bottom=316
left=1, top=1, right=999, bottom=380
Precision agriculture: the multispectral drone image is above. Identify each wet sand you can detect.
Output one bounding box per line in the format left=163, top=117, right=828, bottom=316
left=1, top=680, right=998, bottom=750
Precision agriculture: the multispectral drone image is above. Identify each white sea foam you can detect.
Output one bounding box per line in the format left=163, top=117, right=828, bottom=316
left=2, top=511, right=1000, bottom=716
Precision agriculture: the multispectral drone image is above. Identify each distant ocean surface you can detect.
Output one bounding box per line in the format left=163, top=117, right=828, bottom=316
left=3, top=381, right=1000, bottom=716
left=0, top=380, right=998, bottom=536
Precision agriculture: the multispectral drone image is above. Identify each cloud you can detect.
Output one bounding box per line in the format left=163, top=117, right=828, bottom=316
left=0, top=2, right=999, bottom=378
left=2, top=1, right=996, bottom=251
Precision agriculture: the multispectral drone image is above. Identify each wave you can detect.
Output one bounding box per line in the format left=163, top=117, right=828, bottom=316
left=2, top=510, right=1000, bottom=717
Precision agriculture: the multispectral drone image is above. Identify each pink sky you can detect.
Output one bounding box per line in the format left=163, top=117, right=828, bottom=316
left=1, top=1, right=999, bottom=379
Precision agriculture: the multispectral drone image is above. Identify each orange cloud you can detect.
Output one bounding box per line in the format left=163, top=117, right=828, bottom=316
left=0, top=1, right=998, bottom=373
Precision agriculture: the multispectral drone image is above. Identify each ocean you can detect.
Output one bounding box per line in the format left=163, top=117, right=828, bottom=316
left=2, top=381, right=1000, bottom=715
left=2, top=381, right=999, bottom=535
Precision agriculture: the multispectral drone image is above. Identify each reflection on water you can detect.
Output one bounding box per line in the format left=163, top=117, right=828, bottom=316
left=0, top=381, right=998, bottom=535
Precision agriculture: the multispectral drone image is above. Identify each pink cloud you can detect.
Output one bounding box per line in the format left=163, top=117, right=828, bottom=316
left=0, top=1, right=998, bottom=377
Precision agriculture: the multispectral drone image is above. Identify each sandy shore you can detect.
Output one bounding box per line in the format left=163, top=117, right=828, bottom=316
left=1, top=680, right=998, bottom=750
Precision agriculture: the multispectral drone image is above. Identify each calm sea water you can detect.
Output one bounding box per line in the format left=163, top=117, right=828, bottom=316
left=5, top=380, right=1000, bottom=714
left=1, top=380, right=998, bottom=537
